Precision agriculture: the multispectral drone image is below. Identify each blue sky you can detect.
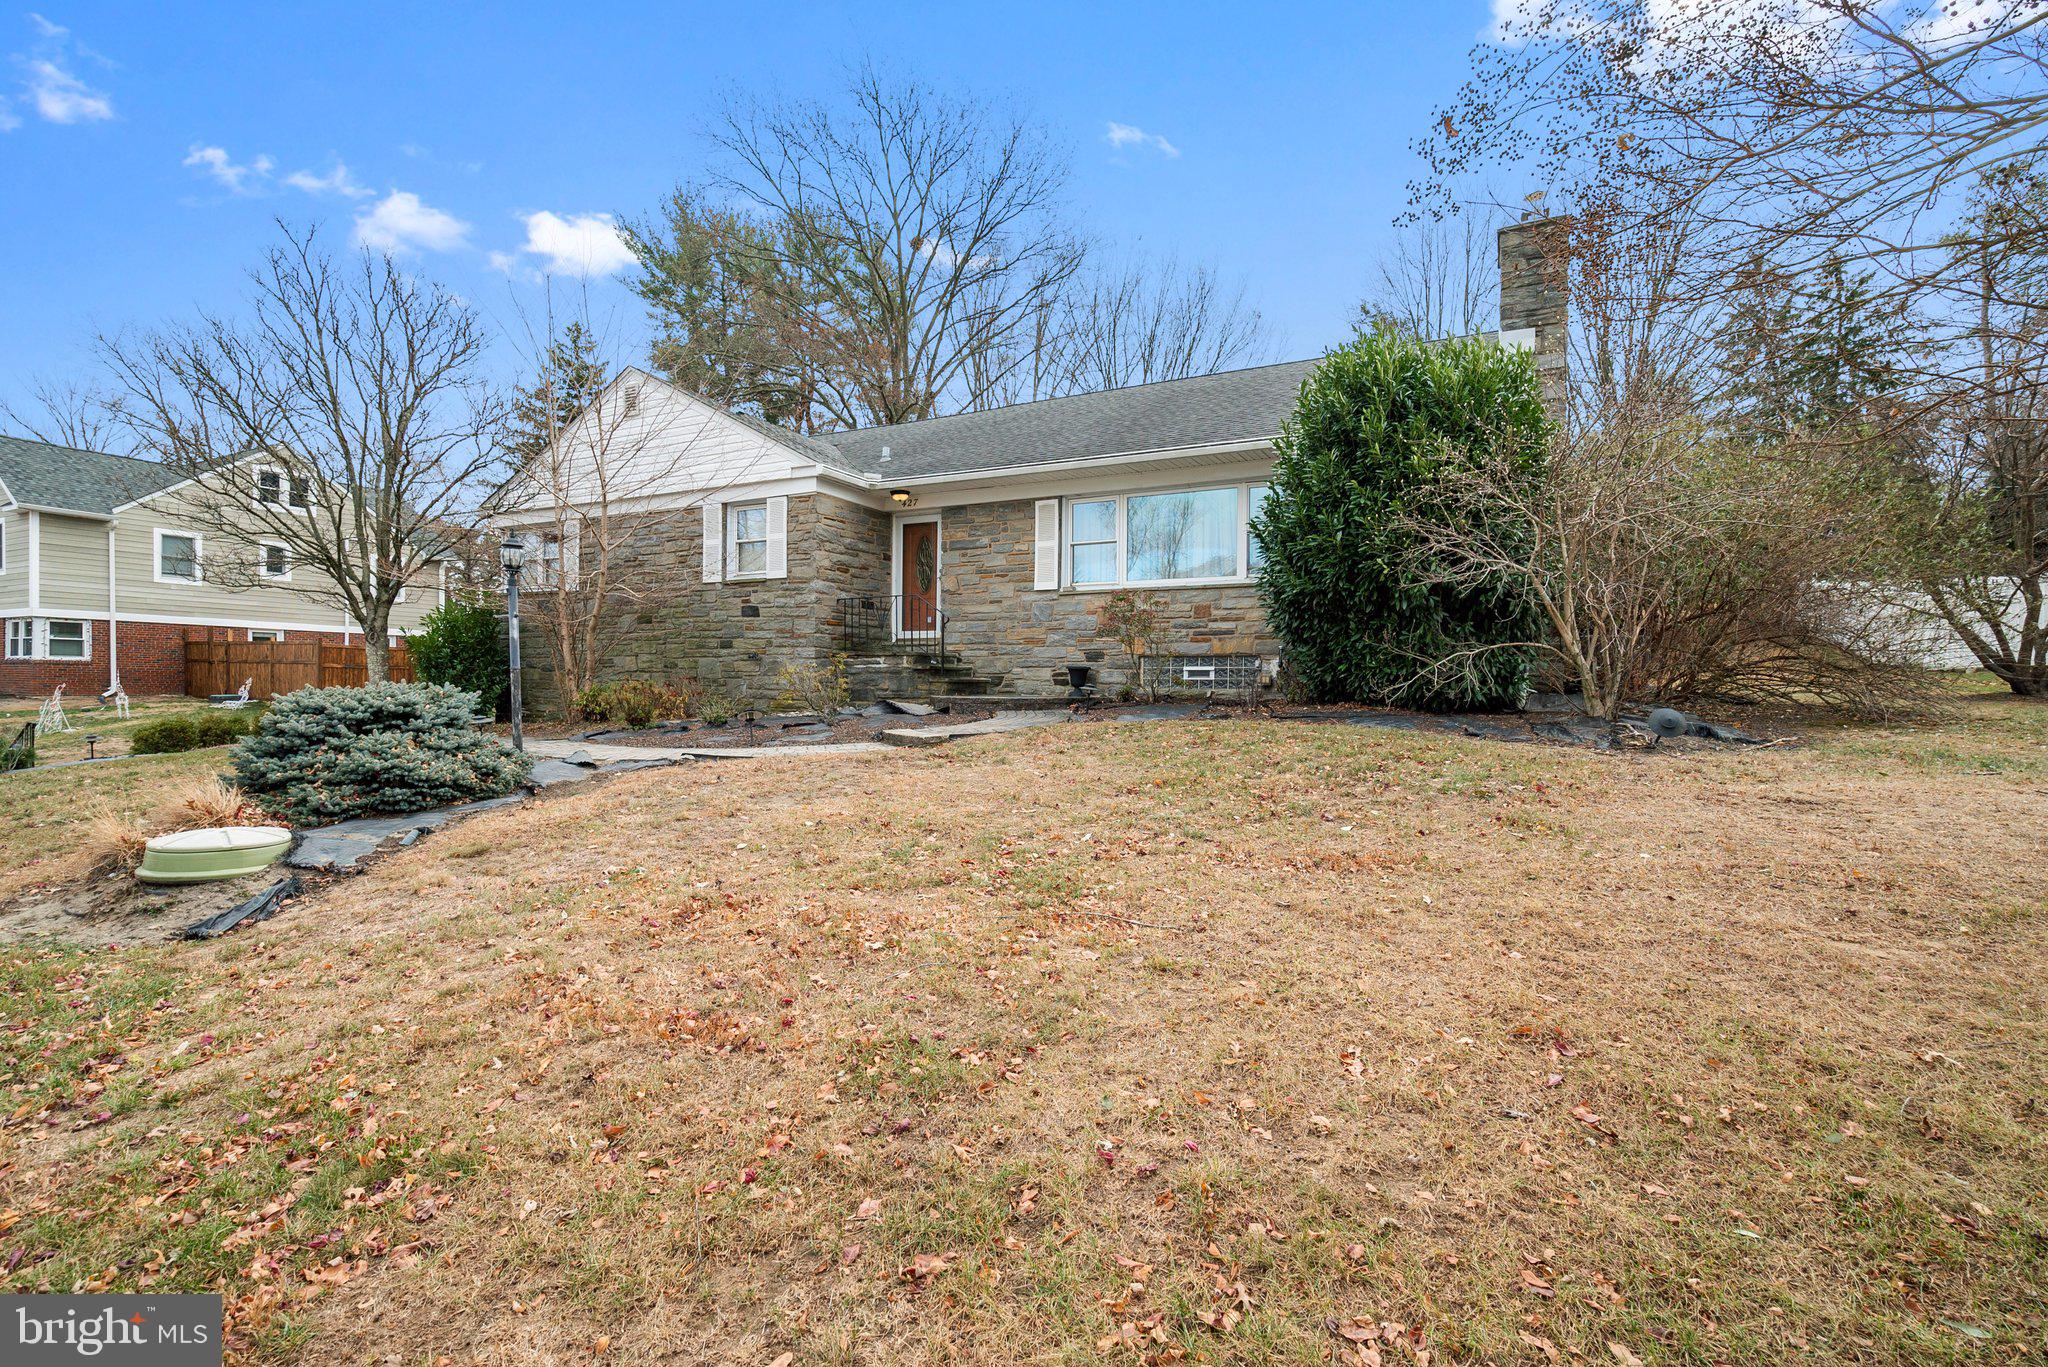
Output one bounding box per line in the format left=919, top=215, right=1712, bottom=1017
left=0, top=1, right=1508, bottom=427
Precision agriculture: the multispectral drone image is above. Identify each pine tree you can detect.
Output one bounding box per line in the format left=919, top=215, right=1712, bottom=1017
left=1717, top=259, right=1913, bottom=441
left=506, top=322, right=608, bottom=466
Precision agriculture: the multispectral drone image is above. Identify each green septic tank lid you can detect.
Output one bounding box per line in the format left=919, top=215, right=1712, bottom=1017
left=136, top=825, right=293, bottom=885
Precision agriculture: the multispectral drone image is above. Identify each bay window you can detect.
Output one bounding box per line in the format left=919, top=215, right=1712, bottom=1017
left=1059, top=481, right=1268, bottom=589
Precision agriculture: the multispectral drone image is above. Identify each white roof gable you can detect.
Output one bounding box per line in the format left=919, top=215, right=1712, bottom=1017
left=499, top=367, right=828, bottom=514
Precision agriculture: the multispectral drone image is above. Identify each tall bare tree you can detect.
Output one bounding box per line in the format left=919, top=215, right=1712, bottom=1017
left=629, top=65, right=1086, bottom=430
left=98, top=226, right=502, bottom=683
left=969, top=254, right=1272, bottom=407
left=1359, top=210, right=1503, bottom=341
left=1417, top=1, right=2048, bottom=693
left=0, top=376, right=128, bottom=452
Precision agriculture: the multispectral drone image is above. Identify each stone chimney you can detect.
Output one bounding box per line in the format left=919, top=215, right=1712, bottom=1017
left=1497, top=213, right=1569, bottom=414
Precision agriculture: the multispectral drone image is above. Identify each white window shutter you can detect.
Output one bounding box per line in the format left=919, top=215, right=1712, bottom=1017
left=701, top=501, right=723, bottom=583
left=765, top=495, right=788, bottom=579
left=1032, top=499, right=1061, bottom=590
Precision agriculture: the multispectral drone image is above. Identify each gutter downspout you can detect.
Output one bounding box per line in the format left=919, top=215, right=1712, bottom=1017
left=105, top=526, right=120, bottom=693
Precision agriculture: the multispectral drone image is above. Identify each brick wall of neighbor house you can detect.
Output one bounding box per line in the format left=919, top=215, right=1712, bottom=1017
left=531, top=491, right=891, bottom=710
left=938, top=496, right=1278, bottom=694
left=0, top=622, right=363, bottom=698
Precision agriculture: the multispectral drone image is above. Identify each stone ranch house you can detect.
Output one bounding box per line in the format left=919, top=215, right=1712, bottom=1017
left=497, top=220, right=1566, bottom=702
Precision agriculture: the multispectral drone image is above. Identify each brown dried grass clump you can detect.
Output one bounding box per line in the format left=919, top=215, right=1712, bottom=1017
left=170, top=776, right=262, bottom=829
left=77, top=809, right=154, bottom=877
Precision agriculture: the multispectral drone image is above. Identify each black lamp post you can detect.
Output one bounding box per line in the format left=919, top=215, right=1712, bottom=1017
left=498, top=532, right=529, bottom=752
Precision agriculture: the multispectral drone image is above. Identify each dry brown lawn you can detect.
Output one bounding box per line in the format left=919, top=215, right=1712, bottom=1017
left=3, top=685, right=2045, bottom=1364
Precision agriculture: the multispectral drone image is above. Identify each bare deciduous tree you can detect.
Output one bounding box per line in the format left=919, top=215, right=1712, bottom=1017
left=98, top=226, right=501, bottom=683
left=970, top=254, right=1272, bottom=408
left=1, top=376, right=128, bottom=453
left=633, top=65, right=1086, bottom=432
left=1359, top=210, right=1503, bottom=341
left=488, top=298, right=766, bottom=717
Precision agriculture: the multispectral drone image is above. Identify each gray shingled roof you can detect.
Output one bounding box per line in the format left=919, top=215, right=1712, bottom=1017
left=0, top=434, right=183, bottom=516
left=816, top=357, right=1320, bottom=480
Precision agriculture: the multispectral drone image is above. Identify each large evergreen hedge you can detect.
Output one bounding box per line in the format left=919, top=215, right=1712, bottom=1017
left=229, top=682, right=531, bottom=826
left=1253, top=332, right=1548, bottom=710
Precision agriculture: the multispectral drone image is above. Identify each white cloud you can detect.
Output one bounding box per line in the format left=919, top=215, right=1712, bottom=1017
left=8, top=14, right=113, bottom=129
left=1104, top=121, right=1179, bottom=159
left=516, top=210, right=636, bottom=276
left=283, top=160, right=373, bottom=198
left=22, top=55, right=110, bottom=123
left=353, top=190, right=470, bottom=254
left=183, top=144, right=272, bottom=194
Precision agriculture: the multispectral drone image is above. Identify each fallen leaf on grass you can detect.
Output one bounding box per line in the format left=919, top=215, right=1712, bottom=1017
left=900, top=1251, right=955, bottom=1282
left=1519, top=1329, right=1560, bottom=1361
left=1608, top=1342, right=1643, bottom=1366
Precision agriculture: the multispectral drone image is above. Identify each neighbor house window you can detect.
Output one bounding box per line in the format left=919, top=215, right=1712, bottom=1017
left=255, top=467, right=312, bottom=509
left=44, top=620, right=88, bottom=660
left=155, top=530, right=202, bottom=582
left=727, top=502, right=768, bottom=577
left=1061, top=482, right=1265, bottom=589
left=248, top=629, right=283, bottom=642
left=4, top=620, right=29, bottom=659
left=258, top=543, right=291, bottom=580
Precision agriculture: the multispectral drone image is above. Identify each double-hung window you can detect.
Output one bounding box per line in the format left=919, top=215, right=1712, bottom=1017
left=1246, top=482, right=1271, bottom=572
left=258, top=542, right=291, bottom=580
left=155, top=530, right=202, bottom=583
left=256, top=467, right=312, bottom=510
left=1068, top=499, right=1118, bottom=586
left=1060, top=482, right=1266, bottom=589
left=4, top=620, right=30, bottom=659
left=727, top=502, right=769, bottom=578
left=5, top=619, right=89, bottom=660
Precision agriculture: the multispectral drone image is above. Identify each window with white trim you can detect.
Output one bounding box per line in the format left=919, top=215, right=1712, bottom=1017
left=45, top=620, right=87, bottom=659
left=258, top=542, right=291, bottom=580
left=156, top=530, right=202, bottom=582
left=248, top=629, right=283, bottom=642
left=1247, top=482, right=1271, bottom=573
left=1069, top=499, right=1118, bottom=586
left=255, top=466, right=313, bottom=510
left=1061, top=482, right=1265, bottom=589
left=726, top=502, right=769, bottom=578
left=4, top=619, right=29, bottom=659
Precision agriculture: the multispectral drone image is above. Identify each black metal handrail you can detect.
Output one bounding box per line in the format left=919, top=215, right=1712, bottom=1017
left=835, top=593, right=947, bottom=659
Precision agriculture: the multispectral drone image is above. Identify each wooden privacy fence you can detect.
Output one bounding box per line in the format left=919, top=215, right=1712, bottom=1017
left=184, top=639, right=416, bottom=699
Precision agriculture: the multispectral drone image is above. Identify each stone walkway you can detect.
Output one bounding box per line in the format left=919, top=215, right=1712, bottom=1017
left=523, top=737, right=893, bottom=763
left=876, top=709, right=1073, bottom=747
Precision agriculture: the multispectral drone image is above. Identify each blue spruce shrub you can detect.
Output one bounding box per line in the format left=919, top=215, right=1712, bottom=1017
left=1252, top=331, right=1549, bottom=711
left=229, top=681, right=531, bottom=826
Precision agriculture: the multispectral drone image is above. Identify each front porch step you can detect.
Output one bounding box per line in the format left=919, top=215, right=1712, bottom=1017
left=840, top=653, right=1004, bottom=701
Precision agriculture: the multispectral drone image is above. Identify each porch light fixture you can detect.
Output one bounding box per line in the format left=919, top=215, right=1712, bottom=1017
left=498, top=532, right=529, bottom=752
left=889, top=489, right=915, bottom=506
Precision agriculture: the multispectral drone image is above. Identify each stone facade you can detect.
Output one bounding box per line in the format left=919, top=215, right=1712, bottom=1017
left=532, top=492, right=891, bottom=709
left=935, top=496, right=1277, bottom=695
left=545, top=488, right=1280, bottom=704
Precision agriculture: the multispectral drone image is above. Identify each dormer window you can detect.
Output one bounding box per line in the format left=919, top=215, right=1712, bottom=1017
left=255, top=466, right=313, bottom=510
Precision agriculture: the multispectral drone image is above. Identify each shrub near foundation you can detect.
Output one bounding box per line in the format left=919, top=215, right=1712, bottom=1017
left=230, top=682, right=531, bottom=826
